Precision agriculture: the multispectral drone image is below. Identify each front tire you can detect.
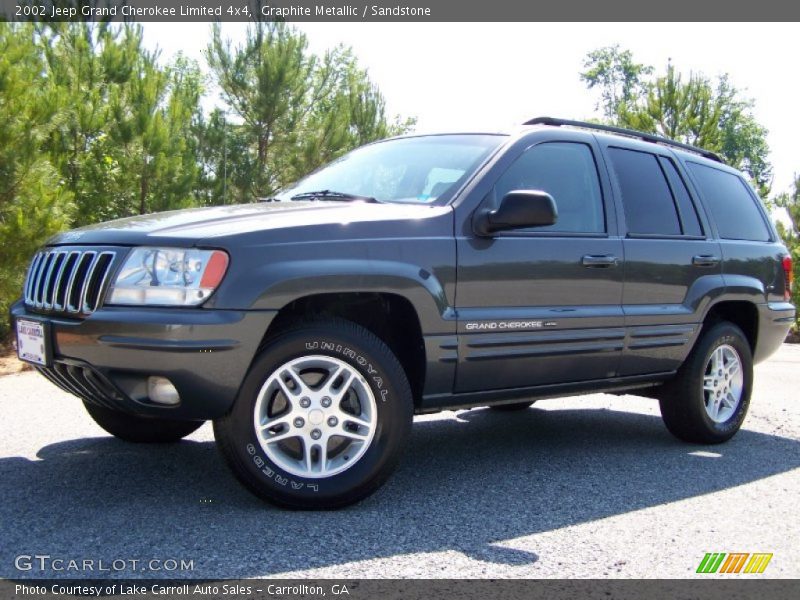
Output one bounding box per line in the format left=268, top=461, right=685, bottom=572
left=83, top=402, right=203, bottom=443
left=214, top=319, right=412, bottom=509
left=659, top=321, right=752, bottom=444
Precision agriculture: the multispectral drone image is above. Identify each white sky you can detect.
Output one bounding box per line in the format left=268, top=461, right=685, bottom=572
left=142, top=22, right=800, bottom=195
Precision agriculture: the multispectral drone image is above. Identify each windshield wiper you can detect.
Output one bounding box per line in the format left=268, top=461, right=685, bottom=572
left=290, top=190, right=378, bottom=203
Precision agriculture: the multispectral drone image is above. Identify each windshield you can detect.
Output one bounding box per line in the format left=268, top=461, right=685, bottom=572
left=276, top=134, right=506, bottom=204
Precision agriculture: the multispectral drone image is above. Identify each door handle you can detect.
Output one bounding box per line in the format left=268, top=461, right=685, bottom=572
left=582, top=254, right=618, bottom=268
left=692, top=255, right=720, bottom=267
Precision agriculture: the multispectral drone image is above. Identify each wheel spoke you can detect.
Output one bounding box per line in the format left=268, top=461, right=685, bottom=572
left=317, top=440, right=329, bottom=472
left=707, top=398, right=719, bottom=420
left=258, top=414, right=292, bottom=432
left=323, top=364, right=345, bottom=391
left=339, top=428, right=370, bottom=441
left=281, top=367, right=311, bottom=398
left=342, top=413, right=372, bottom=430
left=710, top=348, right=721, bottom=372
left=703, top=376, right=716, bottom=392
left=275, top=376, right=297, bottom=401
left=336, top=416, right=371, bottom=440
left=261, top=427, right=297, bottom=445
left=325, top=365, right=357, bottom=402
left=334, top=371, right=356, bottom=402
left=302, top=439, right=314, bottom=472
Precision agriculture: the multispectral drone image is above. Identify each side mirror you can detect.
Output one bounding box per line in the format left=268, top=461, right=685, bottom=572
left=474, top=190, right=558, bottom=235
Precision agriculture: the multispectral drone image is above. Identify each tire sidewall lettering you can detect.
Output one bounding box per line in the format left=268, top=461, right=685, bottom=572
left=305, top=339, right=388, bottom=401
left=245, top=443, right=319, bottom=492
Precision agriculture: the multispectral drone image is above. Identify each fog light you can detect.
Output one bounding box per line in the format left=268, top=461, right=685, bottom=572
left=147, top=376, right=180, bottom=406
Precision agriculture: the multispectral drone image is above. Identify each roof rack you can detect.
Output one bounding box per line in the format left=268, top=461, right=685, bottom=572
left=523, top=116, right=724, bottom=163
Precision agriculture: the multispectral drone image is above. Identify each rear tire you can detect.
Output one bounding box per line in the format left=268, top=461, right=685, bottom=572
left=83, top=402, right=203, bottom=443
left=659, top=321, right=752, bottom=444
left=214, top=318, right=412, bottom=509
left=489, top=401, right=535, bottom=411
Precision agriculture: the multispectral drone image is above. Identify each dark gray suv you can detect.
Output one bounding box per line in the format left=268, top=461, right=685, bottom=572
left=11, top=117, right=795, bottom=508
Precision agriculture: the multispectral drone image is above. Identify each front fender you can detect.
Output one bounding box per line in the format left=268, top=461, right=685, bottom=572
left=225, top=259, right=455, bottom=335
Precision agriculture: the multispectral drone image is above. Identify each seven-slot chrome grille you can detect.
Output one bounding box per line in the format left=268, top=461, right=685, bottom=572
left=24, top=248, right=117, bottom=315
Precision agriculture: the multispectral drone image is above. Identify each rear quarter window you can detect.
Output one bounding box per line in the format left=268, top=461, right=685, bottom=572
left=607, top=147, right=681, bottom=236
left=687, top=163, right=771, bottom=242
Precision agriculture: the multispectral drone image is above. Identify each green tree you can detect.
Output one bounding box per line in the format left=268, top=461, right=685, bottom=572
left=582, top=49, right=772, bottom=194
left=193, top=109, right=258, bottom=205
left=107, top=50, right=203, bottom=215
left=0, top=24, right=73, bottom=336
left=581, top=45, right=653, bottom=119
left=39, top=23, right=136, bottom=224
left=774, top=176, right=800, bottom=233
left=39, top=23, right=203, bottom=221
left=206, top=22, right=414, bottom=199
left=281, top=45, right=415, bottom=185
left=773, top=176, right=800, bottom=329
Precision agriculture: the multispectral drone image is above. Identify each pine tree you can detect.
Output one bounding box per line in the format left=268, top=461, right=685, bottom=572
left=582, top=48, right=772, bottom=194
left=0, top=24, right=73, bottom=336
left=206, top=22, right=414, bottom=200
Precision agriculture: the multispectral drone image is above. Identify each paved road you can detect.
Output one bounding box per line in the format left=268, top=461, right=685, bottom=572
left=1, top=345, right=799, bottom=579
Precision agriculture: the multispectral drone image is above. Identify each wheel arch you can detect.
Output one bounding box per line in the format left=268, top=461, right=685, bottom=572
left=260, top=291, right=428, bottom=406
left=689, top=274, right=764, bottom=355
left=701, top=300, right=759, bottom=354
left=247, top=259, right=452, bottom=332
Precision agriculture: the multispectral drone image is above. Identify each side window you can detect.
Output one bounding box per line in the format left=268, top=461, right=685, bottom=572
left=494, top=142, right=605, bottom=233
left=687, top=162, right=771, bottom=242
left=607, top=147, right=681, bottom=236
left=659, top=157, right=703, bottom=237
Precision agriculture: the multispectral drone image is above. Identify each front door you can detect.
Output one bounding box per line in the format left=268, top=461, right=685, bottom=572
left=455, top=140, right=624, bottom=393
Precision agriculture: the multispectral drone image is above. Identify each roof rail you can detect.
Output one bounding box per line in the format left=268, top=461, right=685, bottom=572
left=523, top=116, right=724, bottom=163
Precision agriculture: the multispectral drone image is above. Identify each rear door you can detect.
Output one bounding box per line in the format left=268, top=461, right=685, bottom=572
left=454, top=136, right=624, bottom=393
left=683, top=160, right=783, bottom=317
left=599, top=142, right=723, bottom=375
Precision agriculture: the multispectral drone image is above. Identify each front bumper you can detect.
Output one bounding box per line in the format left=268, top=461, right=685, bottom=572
left=10, top=300, right=276, bottom=420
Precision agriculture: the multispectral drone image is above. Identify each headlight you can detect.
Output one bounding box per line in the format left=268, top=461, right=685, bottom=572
left=107, top=247, right=229, bottom=306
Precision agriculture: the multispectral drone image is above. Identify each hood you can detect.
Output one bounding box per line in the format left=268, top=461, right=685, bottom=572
left=47, top=201, right=451, bottom=247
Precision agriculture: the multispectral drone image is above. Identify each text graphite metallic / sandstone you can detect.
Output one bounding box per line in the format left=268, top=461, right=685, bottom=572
left=260, top=5, right=432, bottom=17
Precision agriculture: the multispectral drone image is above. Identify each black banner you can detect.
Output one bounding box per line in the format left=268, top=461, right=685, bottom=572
left=3, top=579, right=800, bottom=600
left=2, top=0, right=800, bottom=22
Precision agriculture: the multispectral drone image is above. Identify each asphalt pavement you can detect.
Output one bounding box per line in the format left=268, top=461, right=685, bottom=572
left=1, top=345, right=798, bottom=579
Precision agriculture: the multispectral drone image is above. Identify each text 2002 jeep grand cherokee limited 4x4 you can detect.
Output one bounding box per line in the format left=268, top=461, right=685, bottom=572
left=11, top=117, right=796, bottom=509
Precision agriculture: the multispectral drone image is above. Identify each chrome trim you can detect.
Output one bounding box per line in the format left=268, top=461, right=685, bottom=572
left=34, top=253, right=55, bottom=307
left=79, top=252, right=102, bottom=313
left=67, top=252, right=95, bottom=313
left=86, top=252, right=115, bottom=313
left=24, top=247, right=117, bottom=316
left=43, top=251, right=67, bottom=309
left=53, top=251, right=79, bottom=311
left=24, top=253, right=43, bottom=304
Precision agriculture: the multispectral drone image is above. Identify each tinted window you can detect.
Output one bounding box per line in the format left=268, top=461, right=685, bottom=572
left=608, top=147, right=680, bottom=235
left=687, top=163, right=771, bottom=241
left=495, top=142, right=604, bottom=233
left=659, top=158, right=703, bottom=237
